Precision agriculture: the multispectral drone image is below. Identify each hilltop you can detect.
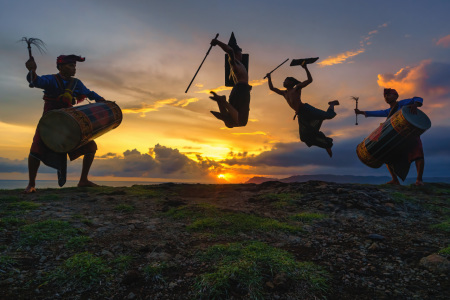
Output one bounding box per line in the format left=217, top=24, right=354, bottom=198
left=1, top=181, right=449, bottom=299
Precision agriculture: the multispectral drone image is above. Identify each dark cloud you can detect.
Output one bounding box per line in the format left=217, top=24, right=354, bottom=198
left=0, top=157, right=28, bottom=173
left=220, top=125, right=450, bottom=178
left=0, top=145, right=221, bottom=181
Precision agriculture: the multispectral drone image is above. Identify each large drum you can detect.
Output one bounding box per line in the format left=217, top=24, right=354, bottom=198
left=356, top=106, right=431, bottom=168
left=38, top=101, right=122, bottom=153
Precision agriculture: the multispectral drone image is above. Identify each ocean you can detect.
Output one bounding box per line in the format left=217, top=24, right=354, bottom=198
left=0, top=180, right=163, bottom=190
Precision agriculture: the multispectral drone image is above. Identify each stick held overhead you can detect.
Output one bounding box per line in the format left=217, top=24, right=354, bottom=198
left=263, top=58, right=289, bottom=79
left=352, top=96, right=359, bottom=125
left=185, top=33, right=219, bottom=93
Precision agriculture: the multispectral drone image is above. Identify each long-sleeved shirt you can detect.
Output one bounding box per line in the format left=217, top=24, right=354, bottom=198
left=27, top=73, right=104, bottom=102
left=365, top=97, right=423, bottom=118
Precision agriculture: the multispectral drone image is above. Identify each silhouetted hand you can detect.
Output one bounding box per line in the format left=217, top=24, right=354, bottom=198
left=266, top=73, right=271, bottom=79
left=409, top=103, right=418, bottom=115
left=210, top=39, right=219, bottom=46
left=25, top=57, right=37, bottom=72
left=354, top=108, right=365, bottom=115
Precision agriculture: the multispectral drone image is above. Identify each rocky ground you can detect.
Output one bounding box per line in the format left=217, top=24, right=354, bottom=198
left=0, top=181, right=449, bottom=299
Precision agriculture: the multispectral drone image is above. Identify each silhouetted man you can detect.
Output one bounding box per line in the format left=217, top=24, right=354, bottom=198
left=266, top=62, right=339, bottom=157
left=24, top=54, right=106, bottom=193
left=355, top=88, right=425, bottom=185
left=209, top=33, right=251, bottom=128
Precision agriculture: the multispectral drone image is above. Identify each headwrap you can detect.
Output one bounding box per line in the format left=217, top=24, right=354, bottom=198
left=56, top=55, right=85, bottom=65
left=228, top=32, right=242, bottom=53
left=384, top=88, right=399, bottom=97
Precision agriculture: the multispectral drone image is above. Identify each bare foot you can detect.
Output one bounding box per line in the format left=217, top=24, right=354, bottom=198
left=326, top=147, right=333, bottom=158
left=414, top=180, right=424, bottom=186
left=209, top=91, right=226, bottom=103
left=328, top=100, right=340, bottom=106
left=386, top=180, right=400, bottom=185
left=77, top=180, right=99, bottom=188
left=23, top=185, right=36, bottom=194
left=210, top=111, right=224, bottom=120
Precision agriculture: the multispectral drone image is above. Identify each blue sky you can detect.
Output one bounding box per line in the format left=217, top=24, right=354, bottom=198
left=0, top=0, right=449, bottom=183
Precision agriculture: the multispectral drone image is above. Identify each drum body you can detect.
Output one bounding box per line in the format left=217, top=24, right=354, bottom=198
left=356, top=107, right=431, bottom=168
left=38, top=101, right=122, bottom=153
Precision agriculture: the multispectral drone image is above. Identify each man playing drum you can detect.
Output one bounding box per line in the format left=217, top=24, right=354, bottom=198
left=355, top=88, right=425, bottom=186
left=24, top=54, right=106, bottom=193
left=209, top=34, right=252, bottom=128
left=266, top=63, right=339, bottom=157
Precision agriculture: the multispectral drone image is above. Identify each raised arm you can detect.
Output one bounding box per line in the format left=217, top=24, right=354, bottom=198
left=266, top=73, right=284, bottom=96
left=295, top=63, right=313, bottom=90
left=25, top=57, right=38, bottom=82
left=211, top=38, right=235, bottom=63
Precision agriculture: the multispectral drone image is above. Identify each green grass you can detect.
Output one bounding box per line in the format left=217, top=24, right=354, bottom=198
left=256, top=192, right=300, bottom=208
left=291, top=212, right=327, bottom=223
left=0, top=200, right=40, bottom=217
left=194, top=241, right=328, bottom=299
left=7, top=201, right=40, bottom=211
left=0, top=195, right=21, bottom=204
left=0, top=216, right=26, bottom=228
left=36, top=194, right=60, bottom=201
left=430, top=219, right=450, bottom=232
left=438, top=246, right=450, bottom=256
left=165, top=204, right=301, bottom=235
left=51, top=252, right=111, bottom=289
left=390, top=192, right=416, bottom=204
left=0, top=255, right=16, bottom=269
left=114, top=204, right=135, bottom=212
left=20, top=219, right=79, bottom=246
left=111, top=255, right=133, bottom=271
left=144, top=262, right=168, bottom=282
left=71, top=214, right=93, bottom=225
left=66, top=236, right=92, bottom=249
left=126, top=185, right=164, bottom=197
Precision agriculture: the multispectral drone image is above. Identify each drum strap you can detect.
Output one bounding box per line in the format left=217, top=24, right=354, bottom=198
left=43, top=75, right=79, bottom=106
left=387, top=103, right=399, bottom=119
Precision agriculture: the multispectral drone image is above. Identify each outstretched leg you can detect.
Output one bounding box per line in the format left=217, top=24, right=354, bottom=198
left=209, top=91, right=239, bottom=127
left=78, top=153, right=99, bottom=187
left=24, top=154, right=40, bottom=193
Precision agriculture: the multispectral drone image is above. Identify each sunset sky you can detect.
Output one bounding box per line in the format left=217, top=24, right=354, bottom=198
left=1, top=0, right=449, bottom=184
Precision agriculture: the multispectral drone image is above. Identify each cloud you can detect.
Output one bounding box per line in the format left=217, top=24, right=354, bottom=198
left=195, top=79, right=267, bottom=95
left=122, top=97, right=200, bottom=116
left=231, top=131, right=268, bottom=136
left=318, top=23, right=388, bottom=67
left=436, top=35, right=450, bottom=48
left=0, top=144, right=225, bottom=181
left=377, top=60, right=450, bottom=103
left=318, top=49, right=365, bottom=67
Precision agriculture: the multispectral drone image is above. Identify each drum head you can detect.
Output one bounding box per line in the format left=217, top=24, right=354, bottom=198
left=401, top=106, right=431, bottom=131
left=38, top=110, right=82, bottom=153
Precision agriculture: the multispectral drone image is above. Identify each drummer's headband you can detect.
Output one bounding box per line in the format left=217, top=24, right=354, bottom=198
left=384, top=88, right=398, bottom=97
left=57, top=55, right=85, bottom=65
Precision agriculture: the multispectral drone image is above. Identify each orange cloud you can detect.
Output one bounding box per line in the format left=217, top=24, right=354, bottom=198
left=123, top=97, right=199, bottom=116
left=195, top=79, right=266, bottom=95
left=231, top=131, right=268, bottom=136
left=377, top=61, right=429, bottom=95
left=318, top=23, right=387, bottom=67
left=318, top=49, right=365, bottom=67
left=436, top=35, right=450, bottom=48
